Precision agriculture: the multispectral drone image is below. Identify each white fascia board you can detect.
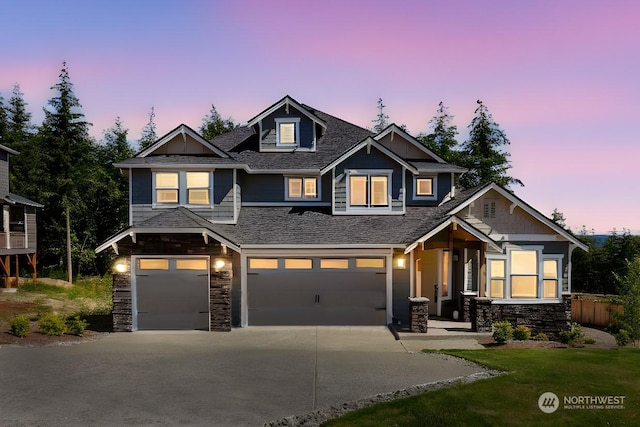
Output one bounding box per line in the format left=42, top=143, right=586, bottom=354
left=240, top=247, right=399, bottom=256
left=404, top=216, right=501, bottom=254
left=241, top=244, right=404, bottom=251
left=447, top=183, right=589, bottom=251
left=374, top=124, right=446, bottom=163
left=241, top=202, right=330, bottom=207
left=137, top=124, right=229, bottom=158
left=246, top=96, right=327, bottom=130
left=114, top=163, right=247, bottom=169
left=242, top=167, right=321, bottom=174
left=320, top=138, right=418, bottom=176
left=95, top=226, right=241, bottom=254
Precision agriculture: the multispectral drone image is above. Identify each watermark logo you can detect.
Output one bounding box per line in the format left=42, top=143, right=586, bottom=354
left=538, top=392, right=560, bottom=413
left=539, top=392, right=626, bottom=412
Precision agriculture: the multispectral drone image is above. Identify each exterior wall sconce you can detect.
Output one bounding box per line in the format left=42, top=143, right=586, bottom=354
left=395, top=256, right=407, bottom=269
left=213, top=258, right=227, bottom=271
left=112, top=257, right=130, bottom=274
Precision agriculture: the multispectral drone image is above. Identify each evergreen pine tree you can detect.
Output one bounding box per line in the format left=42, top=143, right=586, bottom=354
left=419, top=101, right=460, bottom=163
left=199, top=104, right=236, bottom=140
left=138, top=107, right=157, bottom=150
left=457, top=100, right=523, bottom=190
left=0, top=93, right=8, bottom=143
left=6, top=84, right=34, bottom=148
left=31, top=61, right=94, bottom=276
left=371, top=98, right=389, bottom=133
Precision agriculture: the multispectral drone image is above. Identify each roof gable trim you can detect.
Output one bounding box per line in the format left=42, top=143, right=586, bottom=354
left=320, top=137, right=419, bottom=175
left=374, top=124, right=446, bottom=163
left=246, top=95, right=326, bottom=129
left=137, top=124, right=230, bottom=158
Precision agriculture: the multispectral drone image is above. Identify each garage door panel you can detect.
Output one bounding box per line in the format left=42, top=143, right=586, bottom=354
left=135, top=258, right=209, bottom=330
left=247, top=258, right=386, bottom=326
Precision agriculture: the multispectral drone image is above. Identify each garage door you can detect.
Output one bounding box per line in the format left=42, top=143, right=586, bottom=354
left=247, top=257, right=386, bottom=325
left=135, top=257, right=210, bottom=330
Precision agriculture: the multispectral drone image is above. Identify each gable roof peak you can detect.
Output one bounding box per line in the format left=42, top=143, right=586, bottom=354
left=246, top=95, right=326, bottom=129
left=373, top=124, right=447, bottom=163
left=137, top=123, right=229, bottom=158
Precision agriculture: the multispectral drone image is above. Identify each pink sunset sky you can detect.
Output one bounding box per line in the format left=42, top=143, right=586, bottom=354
left=1, top=0, right=638, bottom=234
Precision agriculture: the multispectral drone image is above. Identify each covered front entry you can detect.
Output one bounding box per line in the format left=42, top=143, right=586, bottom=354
left=134, top=256, right=210, bottom=330
left=246, top=257, right=387, bottom=325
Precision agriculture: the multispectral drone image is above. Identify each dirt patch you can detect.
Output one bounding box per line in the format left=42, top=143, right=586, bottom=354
left=0, top=297, right=108, bottom=347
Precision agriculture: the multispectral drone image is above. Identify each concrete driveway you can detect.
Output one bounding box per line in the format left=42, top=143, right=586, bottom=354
left=0, top=327, right=487, bottom=426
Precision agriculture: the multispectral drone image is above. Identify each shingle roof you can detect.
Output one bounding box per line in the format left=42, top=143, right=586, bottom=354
left=209, top=188, right=481, bottom=247
left=210, top=107, right=374, bottom=171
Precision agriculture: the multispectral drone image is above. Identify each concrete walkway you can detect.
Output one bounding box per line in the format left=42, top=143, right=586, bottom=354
left=398, top=320, right=492, bottom=352
left=0, top=326, right=489, bottom=426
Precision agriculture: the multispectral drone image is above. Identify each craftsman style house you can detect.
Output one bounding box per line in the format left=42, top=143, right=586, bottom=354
left=97, top=96, right=587, bottom=336
left=0, top=143, right=42, bottom=288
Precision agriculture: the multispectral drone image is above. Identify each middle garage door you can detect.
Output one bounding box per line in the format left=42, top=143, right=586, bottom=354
left=247, top=257, right=386, bottom=326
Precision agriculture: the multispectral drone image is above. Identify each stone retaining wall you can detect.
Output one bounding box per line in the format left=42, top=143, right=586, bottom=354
left=470, top=296, right=572, bottom=339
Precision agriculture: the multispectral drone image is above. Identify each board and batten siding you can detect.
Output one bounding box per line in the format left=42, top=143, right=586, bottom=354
left=0, top=158, right=9, bottom=197
left=405, top=171, right=452, bottom=206
left=130, top=168, right=236, bottom=224
left=239, top=173, right=284, bottom=203
left=332, top=147, right=404, bottom=213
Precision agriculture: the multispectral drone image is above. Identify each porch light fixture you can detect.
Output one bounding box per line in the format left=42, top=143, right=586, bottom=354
left=213, top=258, right=226, bottom=271
left=112, top=258, right=129, bottom=274
left=395, top=256, right=407, bottom=269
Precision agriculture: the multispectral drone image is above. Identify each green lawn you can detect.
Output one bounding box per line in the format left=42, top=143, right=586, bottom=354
left=324, top=348, right=640, bottom=426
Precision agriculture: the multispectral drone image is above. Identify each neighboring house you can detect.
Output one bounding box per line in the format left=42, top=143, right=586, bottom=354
left=0, top=143, right=43, bottom=288
left=97, top=96, right=587, bottom=337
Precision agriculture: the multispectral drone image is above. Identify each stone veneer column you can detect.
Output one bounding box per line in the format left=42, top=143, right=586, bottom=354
left=112, top=267, right=132, bottom=332
left=210, top=258, right=232, bottom=331
left=409, top=297, right=429, bottom=333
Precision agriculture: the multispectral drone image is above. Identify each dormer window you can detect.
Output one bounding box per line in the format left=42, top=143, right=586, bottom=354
left=286, top=176, right=319, bottom=200
left=275, top=118, right=300, bottom=147
left=414, top=176, right=437, bottom=200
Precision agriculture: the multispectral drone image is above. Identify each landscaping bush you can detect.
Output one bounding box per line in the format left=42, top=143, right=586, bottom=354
left=615, top=329, right=631, bottom=347
left=492, top=321, right=513, bottom=344
left=533, top=332, right=549, bottom=341
left=39, top=313, right=65, bottom=336
left=10, top=315, right=30, bottom=338
left=66, top=315, right=88, bottom=336
left=559, top=322, right=585, bottom=346
left=512, top=325, right=531, bottom=341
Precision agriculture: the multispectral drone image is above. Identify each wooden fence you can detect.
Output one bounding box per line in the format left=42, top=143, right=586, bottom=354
left=571, top=295, right=622, bottom=328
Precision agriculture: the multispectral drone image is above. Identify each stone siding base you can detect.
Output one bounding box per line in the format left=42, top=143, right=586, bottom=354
left=409, top=298, right=429, bottom=333
left=470, top=296, right=572, bottom=340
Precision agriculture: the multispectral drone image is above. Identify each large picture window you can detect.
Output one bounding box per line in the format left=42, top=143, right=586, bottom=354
left=487, top=247, right=563, bottom=301
left=348, top=171, right=391, bottom=209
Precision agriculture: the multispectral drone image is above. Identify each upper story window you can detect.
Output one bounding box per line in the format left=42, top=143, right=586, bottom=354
left=153, top=171, right=213, bottom=207
left=186, top=172, right=210, bottom=205
left=155, top=172, right=179, bottom=204
left=414, top=176, right=437, bottom=200
left=286, top=177, right=319, bottom=200
left=347, top=170, right=391, bottom=210
left=486, top=246, right=563, bottom=301
left=275, top=118, right=300, bottom=147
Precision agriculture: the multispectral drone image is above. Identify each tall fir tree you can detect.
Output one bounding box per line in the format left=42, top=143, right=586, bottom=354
left=371, top=98, right=389, bottom=133
left=199, top=104, right=236, bottom=140
left=6, top=84, right=34, bottom=148
left=457, top=100, right=523, bottom=190
left=29, top=61, right=94, bottom=277
left=419, top=101, right=460, bottom=163
left=0, top=93, right=8, bottom=144
left=138, top=106, right=157, bottom=150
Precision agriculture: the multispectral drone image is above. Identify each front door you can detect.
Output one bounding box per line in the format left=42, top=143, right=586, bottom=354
left=418, top=249, right=453, bottom=317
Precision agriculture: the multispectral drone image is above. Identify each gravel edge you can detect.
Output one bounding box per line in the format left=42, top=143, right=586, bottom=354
left=265, top=364, right=505, bottom=426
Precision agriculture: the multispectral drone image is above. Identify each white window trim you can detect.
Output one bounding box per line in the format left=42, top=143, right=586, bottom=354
left=346, top=169, right=393, bottom=212
left=275, top=117, right=301, bottom=147
left=413, top=175, right=437, bottom=200
left=485, top=245, right=563, bottom=302
left=284, top=176, right=321, bottom=201
left=152, top=170, right=214, bottom=208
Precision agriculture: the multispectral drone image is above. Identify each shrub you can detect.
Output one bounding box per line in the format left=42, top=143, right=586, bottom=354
left=559, top=322, right=585, bottom=346
left=66, top=315, right=88, bottom=336
left=584, top=337, right=596, bottom=344
left=615, top=329, right=631, bottom=347
left=10, top=315, right=30, bottom=338
left=533, top=332, right=549, bottom=341
left=39, top=313, right=65, bottom=336
left=492, top=321, right=513, bottom=344
left=512, top=325, right=531, bottom=341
